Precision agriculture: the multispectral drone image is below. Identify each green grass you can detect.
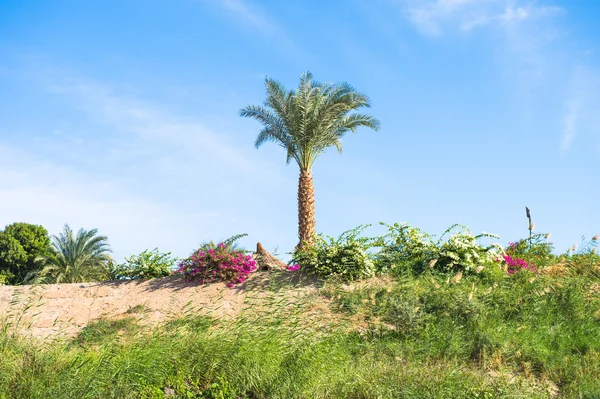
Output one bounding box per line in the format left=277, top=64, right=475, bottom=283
left=1, top=265, right=599, bottom=398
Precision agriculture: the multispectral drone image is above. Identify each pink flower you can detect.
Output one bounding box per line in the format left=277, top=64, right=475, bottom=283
left=286, top=264, right=301, bottom=271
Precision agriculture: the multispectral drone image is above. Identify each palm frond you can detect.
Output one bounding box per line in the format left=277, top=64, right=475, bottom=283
left=43, top=224, right=112, bottom=283
left=240, top=71, right=380, bottom=171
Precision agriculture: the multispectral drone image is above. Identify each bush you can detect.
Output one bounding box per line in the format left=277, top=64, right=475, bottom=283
left=434, top=225, right=504, bottom=274
left=376, top=223, right=504, bottom=276
left=375, top=222, right=437, bottom=274
left=505, top=233, right=554, bottom=268
left=109, top=249, right=177, bottom=280
left=176, top=243, right=257, bottom=287
left=0, top=223, right=53, bottom=285
left=293, top=225, right=375, bottom=280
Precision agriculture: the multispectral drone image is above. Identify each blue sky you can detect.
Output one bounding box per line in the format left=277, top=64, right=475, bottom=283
left=1, top=0, right=599, bottom=262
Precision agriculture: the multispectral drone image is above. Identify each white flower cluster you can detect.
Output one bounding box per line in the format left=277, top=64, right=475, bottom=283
left=436, top=227, right=505, bottom=273
left=377, top=222, right=505, bottom=274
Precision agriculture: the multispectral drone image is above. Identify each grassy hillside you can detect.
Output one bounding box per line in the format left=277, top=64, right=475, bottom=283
left=2, top=266, right=599, bottom=399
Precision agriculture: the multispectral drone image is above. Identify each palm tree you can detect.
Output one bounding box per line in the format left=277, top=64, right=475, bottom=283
left=41, top=224, right=112, bottom=283
left=240, top=71, right=380, bottom=248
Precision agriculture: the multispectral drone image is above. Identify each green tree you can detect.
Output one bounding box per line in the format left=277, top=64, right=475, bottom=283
left=0, top=223, right=52, bottom=284
left=41, top=224, right=112, bottom=283
left=240, top=72, right=379, bottom=248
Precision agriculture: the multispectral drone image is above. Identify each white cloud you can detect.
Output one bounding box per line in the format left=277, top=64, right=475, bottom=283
left=0, top=73, right=299, bottom=261
left=195, top=0, right=302, bottom=60
left=397, top=0, right=562, bottom=36
left=0, top=144, right=220, bottom=261
left=392, top=0, right=599, bottom=152
left=561, top=67, right=600, bottom=150
left=219, top=0, right=278, bottom=34
left=561, top=99, right=580, bottom=150
left=47, top=77, right=275, bottom=177
left=197, top=0, right=285, bottom=37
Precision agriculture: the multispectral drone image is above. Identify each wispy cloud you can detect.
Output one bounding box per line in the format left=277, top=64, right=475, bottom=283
left=561, top=66, right=600, bottom=150
left=47, top=78, right=264, bottom=174
left=0, top=71, right=297, bottom=261
left=391, top=0, right=575, bottom=149
left=197, top=0, right=284, bottom=37
left=218, top=0, right=279, bottom=34
left=0, top=143, right=224, bottom=261
left=397, top=0, right=562, bottom=36
left=195, top=0, right=304, bottom=61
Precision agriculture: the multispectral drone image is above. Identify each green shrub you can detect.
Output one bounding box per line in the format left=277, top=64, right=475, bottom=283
left=374, top=222, right=436, bottom=274
left=293, top=225, right=375, bottom=280
left=434, top=225, right=504, bottom=274
left=0, top=271, right=10, bottom=285
left=0, top=223, right=53, bottom=285
left=376, top=223, right=504, bottom=276
left=505, top=232, right=555, bottom=268
left=109, top=248, right=177, bottom=280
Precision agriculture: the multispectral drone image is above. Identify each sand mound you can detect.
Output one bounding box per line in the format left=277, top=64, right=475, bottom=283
left=0, top=272, right=318, bottom=340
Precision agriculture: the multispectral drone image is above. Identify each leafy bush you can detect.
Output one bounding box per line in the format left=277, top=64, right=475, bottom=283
left=176, top=243, right=257, bottom=287
left=0, top=223, right=53, bottom=284
left=375, top=222, right=437, bottom=274
left=376, top=223, right=504, bottom=276
left=434, top=225, right=504, bottom=274
left=109, top=249, right=177, bottom=280
left=293, top=225, right=375, bottom=280
left=505, top=233, right=554, bottom=268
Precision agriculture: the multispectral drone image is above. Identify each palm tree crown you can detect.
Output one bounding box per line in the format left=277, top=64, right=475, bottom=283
left=42, top=224, right=112, bottom=283
left=240, top=71, right=380, bottom=247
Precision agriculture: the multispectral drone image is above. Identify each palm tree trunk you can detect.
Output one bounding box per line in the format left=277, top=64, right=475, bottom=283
left=297, top=168, right=316, bottom=249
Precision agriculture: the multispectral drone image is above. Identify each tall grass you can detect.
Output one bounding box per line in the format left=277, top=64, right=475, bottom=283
left=1, top=266, right=599, bottom=398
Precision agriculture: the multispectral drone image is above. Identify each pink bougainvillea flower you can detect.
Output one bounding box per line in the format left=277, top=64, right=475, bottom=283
left=501, top=254, right=536, bottom=276
left=175, top=241, right=257, bottom=288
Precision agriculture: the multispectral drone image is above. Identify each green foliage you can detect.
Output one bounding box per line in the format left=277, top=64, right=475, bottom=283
left=0, top=223, right=52, bottom=284
left=109, top=248, right=177, bottom=280
left=376, top=222, right=504, bottom=276
left=375, top=222, right=436, bottom=274
left=41, top=224, right=112, bottom=283
left=240, top=72, right=380, bottom=171
left=506, top=232, right=555, bottom=268
left=434, top=224, right=504, bottom=274
left=293, top=225, right=375, bottom=280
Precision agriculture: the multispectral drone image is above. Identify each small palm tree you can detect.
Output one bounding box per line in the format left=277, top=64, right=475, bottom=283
left=42, top=224, right=112, bottom=283
left=240, top=71, right=380, bottom=248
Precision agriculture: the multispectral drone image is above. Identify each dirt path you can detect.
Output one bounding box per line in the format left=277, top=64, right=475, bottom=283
left=0, top=273, right=319, bottom=340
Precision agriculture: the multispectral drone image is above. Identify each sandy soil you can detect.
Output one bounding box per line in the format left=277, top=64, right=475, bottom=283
left=0, top=272, right=319, bottom=340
